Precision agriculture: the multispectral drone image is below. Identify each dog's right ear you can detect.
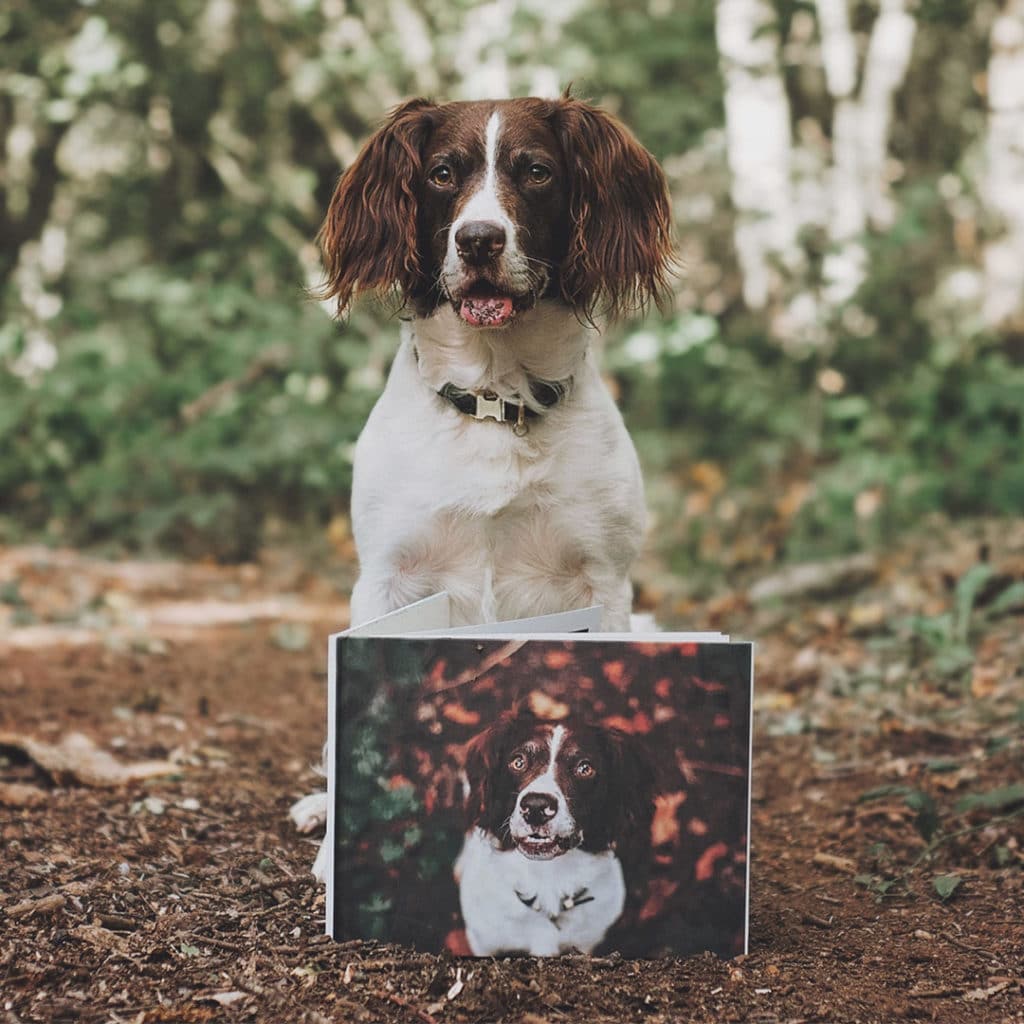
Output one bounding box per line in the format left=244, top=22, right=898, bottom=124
left=316, top=98, right=437, bottom=316
left=462, top=725, right=496, bottom=827
left=462, top=708, right=524, bottom=828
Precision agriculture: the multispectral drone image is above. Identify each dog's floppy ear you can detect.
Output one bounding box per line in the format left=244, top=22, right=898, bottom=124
left=462, top=724, right=497, bottom=828
left=553, top=96, right=675, bottom=323
left=316, top=98, right=437, bottom=316
left=598, top=727, right=657, bottom=844
left=462, top=707, right=525, bottom=829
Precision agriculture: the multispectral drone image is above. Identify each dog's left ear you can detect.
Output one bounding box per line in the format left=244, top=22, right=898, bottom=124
left=553, top=97, right=676, bottom=322
left=316, top=98, right=437, bottom=316
left=599, top=727, right=657, bottom=839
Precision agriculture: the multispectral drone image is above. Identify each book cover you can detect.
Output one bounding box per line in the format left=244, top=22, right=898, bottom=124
left=325, top=598, right=753, bottom=958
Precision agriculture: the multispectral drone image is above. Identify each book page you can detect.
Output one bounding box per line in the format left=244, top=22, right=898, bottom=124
left=443, top=604, right=604, bottom=635
left=346, top=592, right=451, bottom=636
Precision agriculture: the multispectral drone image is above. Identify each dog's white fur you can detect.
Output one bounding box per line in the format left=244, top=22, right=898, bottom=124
left=456, top=828, right=626, bottom=956
left=349, top=304, right=646, bottom=631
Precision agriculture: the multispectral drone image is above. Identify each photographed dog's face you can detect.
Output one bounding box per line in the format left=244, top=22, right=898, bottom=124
left=463, top=710, right=652, bottom=860
left=317, top=96, right=674, bottom=324
left=420, top=103, right=569, bottom=327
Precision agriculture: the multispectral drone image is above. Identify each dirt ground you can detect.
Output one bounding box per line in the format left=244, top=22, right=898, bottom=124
left=1, top=528, right=1022, bottom=1024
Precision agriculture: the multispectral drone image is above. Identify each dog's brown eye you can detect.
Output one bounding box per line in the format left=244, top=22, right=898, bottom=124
left=527, top=163, right=551, bottom=184
left=509, top=753, right=528, bottom=773
left=575, top=760, right=595, bottom=779
left=429, top=165, right=454, bottom=187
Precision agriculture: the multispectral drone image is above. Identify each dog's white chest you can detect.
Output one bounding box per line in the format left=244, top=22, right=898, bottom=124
left=456, top=829, right=626, bottom=956
left=348, top=337, right=645, bottom=629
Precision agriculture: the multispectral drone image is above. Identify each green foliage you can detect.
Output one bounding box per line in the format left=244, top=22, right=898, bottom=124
left=621, top=189, right=1024, bottom=573
left=1, top=1, right=1020, bottom=562
left=887, top=564, right=1024, bottom=684
left=932, top=873, right=962, bottom=901
left=858, top=785, right=939, bottom=841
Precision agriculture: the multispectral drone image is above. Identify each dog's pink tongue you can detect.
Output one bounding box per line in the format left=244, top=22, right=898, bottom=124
left=460, top=295, right=514, bottom=327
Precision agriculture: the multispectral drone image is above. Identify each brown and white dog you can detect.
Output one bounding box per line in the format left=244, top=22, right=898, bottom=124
left=457, top=709, right=653, bottom=956
left=291, top=96, right=673, bottom=872
left=322, top=95, right=673, bottom=631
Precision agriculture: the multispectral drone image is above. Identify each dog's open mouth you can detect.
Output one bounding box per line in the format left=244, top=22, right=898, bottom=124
left=456, top=281, right=515, bottom=328
left=516, top=833, right=577, bottom=860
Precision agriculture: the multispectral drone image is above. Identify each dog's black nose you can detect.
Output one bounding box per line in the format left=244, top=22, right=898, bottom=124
left=520, top=792, right=558, bottom=826
left=455, top=220, right=506, bottom=265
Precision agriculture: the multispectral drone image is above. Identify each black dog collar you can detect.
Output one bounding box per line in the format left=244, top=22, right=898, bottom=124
left=437, top=379, right=568, bottom=436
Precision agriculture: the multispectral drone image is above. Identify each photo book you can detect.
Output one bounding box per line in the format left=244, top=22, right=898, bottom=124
left=323, top=594, right=753, bottom=958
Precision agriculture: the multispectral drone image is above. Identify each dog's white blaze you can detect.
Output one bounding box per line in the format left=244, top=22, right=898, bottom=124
left=547, top=725, right=566, bottom=776
left=515, top=724, right=575, bottom=836
left=451, top=111, right=516, bottom=245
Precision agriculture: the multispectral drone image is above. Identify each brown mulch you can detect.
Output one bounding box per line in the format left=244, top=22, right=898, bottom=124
left=1, top=536, right=1023, bottom=1024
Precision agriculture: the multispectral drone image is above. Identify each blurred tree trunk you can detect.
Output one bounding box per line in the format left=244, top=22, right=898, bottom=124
left=983, top=0, right=1024, bottom=328
left=816, top=0, right=917, bottom=307
left=715, top=0, right=800, bottom=311
left=816, top=0, right=864, bottom=307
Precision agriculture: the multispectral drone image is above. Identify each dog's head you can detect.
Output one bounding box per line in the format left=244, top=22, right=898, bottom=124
left=463, top=708, right=654, bottom=860
left=318, top=96, right=674, bottom=325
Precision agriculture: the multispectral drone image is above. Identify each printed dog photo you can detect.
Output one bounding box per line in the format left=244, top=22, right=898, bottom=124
left=330, top=636, right=751, bottom=958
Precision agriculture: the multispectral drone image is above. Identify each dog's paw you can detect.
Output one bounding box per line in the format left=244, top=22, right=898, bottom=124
left=311, top=838, right=328, bottom=883
left=289, top=791, right=328, bottom=834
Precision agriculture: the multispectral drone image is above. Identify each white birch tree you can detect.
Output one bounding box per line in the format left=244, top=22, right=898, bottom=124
left=982, top=0, right=1024, bottom=327
left=715, top=0, right=801, bottom=310
left=815, top=0, right=917, bottom=306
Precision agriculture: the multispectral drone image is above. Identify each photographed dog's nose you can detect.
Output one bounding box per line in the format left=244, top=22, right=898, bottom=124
left=520, top=792, right=558, bottom=826
left=455, top=220, right=506, bottom=265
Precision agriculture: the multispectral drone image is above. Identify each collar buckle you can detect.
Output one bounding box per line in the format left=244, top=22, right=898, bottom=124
left=473, top=390, right=506, bottom=423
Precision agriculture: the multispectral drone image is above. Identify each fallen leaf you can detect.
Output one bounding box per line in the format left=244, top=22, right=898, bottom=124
left=71, top=925, right=129, bottom=954
left=441, top=704, right=480, bottom=726
left=527, top=691, right=570, bottom=720
left=603, top=660, right=627, bottom=688
left=6, top=893, right=66, bottom=918
left=813, top=852, right=857, bottom=874
left=933, top=874, right=962, bottom=901
left=970, top=665, right=999, bottom=698
left=849, top=603, right=885, bottom=629
left=955, top=783, right=1024, bottom=815
left=0, top=731, right=178, bottom=788
left=542, top=649, right=572, bottom=669
left=0, top=781, right=48, bottom=807
left=651, top=792, right=687, bottom=847
left=964, top=981, right=1011, bottom=1001
left=446, top=966, right=465, bottom=1001
left=695, top=841, right=730, bottom=881
left=207, top=992, right=248, bottom=1007
left=638, top=877, right=680, bottom=921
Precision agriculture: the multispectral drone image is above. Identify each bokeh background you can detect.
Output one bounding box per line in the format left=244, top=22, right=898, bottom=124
left=2, top=0, right=1022, bottom=585
left=333, top=636, right=751, bottom=956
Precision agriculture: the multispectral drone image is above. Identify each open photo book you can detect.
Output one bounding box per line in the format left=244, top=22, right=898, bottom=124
left=324, top=594, right=753, bottom=958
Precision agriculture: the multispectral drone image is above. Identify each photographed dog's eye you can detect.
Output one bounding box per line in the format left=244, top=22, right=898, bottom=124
left=575, top=759, right=595, bottom=778
left=508, top=753, right=528, bottom=773
left=429, top=164, right=455, bottom=187
left=527, top=163, right=551, bottom=184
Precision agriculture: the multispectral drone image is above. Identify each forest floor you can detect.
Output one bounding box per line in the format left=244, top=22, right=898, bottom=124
left=1, top=522, right=1023, bottom=1024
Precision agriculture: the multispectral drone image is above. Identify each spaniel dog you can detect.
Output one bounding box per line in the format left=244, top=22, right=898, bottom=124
left=457, top=709, right=653, bottom=956
left=291, top=96, right=673, bottom=873
left=323, top=94, right=673, bottom=631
